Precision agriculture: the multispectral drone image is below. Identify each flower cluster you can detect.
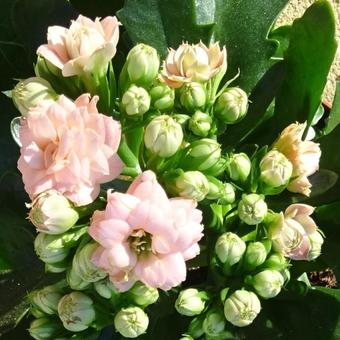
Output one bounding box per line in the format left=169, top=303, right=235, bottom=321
left=9, top=13, right=325, bottom=340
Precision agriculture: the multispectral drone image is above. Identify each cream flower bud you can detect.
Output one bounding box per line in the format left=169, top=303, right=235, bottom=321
left=243, top=242, right=267, bottom=271
left=144, top=115, right=183, bottom=157
left=122, top=85, right=151, bottom=116
left=226, top=153, right=251, bottom=183
left=67, top=267, right=91, bottom=291
left=215, top=232, right=246, bottom=266
left=72, top=243, right=107, bottom=283
left=12, top=77, right=57, bottom=116
left=202, top=309, right=226, bottom=336
left=126, top=44, right=160, bottom=85
left=206, top=177, right=236, bottom=204
left=308, top=230, right=324, bottom=260
left=238, top=194, right=267, bottom=225
left=45, top=261, right=68, bottom=274
left=251, top=270, right=284, bottom=299
left=94, top=278, right=119, bottom=299
left=58, top=292, right=96, bottom=332
left=114, top=307, right=149, bottom=338
left=150, top=82, right=174, bottom=111
left=179, top=336, right=194, bottom=340
left=175, top=288, right=207, bottom=316
left=262, top=253, right=288, bottom=271
left=175, top=171, right=209, bottom=202
left=172, top=113, right=191, bottom=126
left=29, top=190, right=79, bottom=235
left=29, top=318, right=63, bottom=340
left=30, top=285, right=63, bottom=315
left=260, top=150, right=293, bottom=188
left=180, top=82, right=206, bottom=112
left=214, top=87, right=248, bottom=124
left=188, top=316, right=204, bottom=338
left=224, top=290, right=261, bottom=327
left=128, top=282, right=159, bottom=307
left=189, top=111, right=212, bottom=137
left=34, top=233, right=70, bottom=264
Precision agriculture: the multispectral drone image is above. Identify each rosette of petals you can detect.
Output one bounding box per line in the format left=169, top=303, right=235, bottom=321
left=89, top=171, right=203, bottom=291
left=160, top=41, right=226, bottom=88
left=273, top=122, right=321, bottom=196
left=37, top=15, right=120, bottom=76
left=18, top=94, right=123, bottom=206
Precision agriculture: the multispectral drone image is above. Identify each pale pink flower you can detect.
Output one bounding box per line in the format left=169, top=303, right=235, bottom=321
left=273, top=122, right=321, bottom=196
left=18, top=94, right=123, bottom=206
left=89, top=171, right=204, bottom=291
left=37, top=15, right=120, bottom=76
left=160, top=42, right=226, bottom=88
left=269, top=204, right=323, bottom=260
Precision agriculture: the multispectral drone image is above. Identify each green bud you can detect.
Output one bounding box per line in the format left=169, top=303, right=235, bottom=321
left=127, top=44, right=160, bottom=86
left=128, top=281, right=159, bottom=307
left=202, top=309, right=226, bottom=336
left=175, top=288, right=207, bottom=316
left=188, top=316, right=205, bottom=338
left=122, top=85, right=151, bottom=116
left=308, top=230, right=324, bottom=260
left=30, top=306, right=46, bottom=318
left=30, top=285, right=63, bottom=315
left=189, top=111, right=212, bottom=137
left=34, top=233, right=69, bottom=264
left=243, top=242, right=267, bottom=271
left=226, top=153, right=251, bottom=183
left=281, top=268, right=291, bottom=283
left=181, top=139, right=222, bottom=174
left=180, top=82, right=206, bottom=112
left=67, top=267, right=91, bottom=291
left=29, top=190, right=79, bottom=235
left=224, top=290, right=261, bottom=327
left=12, top=77, right=58, bottom=116
left=260, top=150, right=293, bottom=188
left=29, top=318, right=64, bottom=340
left=238, top=194, right=267, bottom=225
left=58, top=292, right=96, bottom=332
left=72, top=243, right=106, bottom=283
left=215, top=232, right=246, bottom=266
left=262, top=253, right=288, bottom=271
left=94, top=278, right=119, bottom=299
left=150, top=82, right=175, bottom=111
left=45, top=260, right=68, bottom=273
left=179, top=336, right=194, bottom=340
left=206, top=177, right=235, bottom=204
left=214, top=87, right=248, bottom=124
left=172, top=113, right=191, bottom=127
left=251, top=270, right=284, bottom=299
left=144, top=115, right=183, bottom=157
left=114, top=307, right=149, bottom=338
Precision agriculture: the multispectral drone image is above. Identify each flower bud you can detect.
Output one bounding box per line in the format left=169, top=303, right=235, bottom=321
left=58, top=292, right=96, bottom=332
left=179, top=336, right=194, bottom=340
left=262, top=253, right=288, bottom=271
left=30, top=285, right=63, bottom=315
left=187, top=316, right=204, bottom=338
left=12, top=77, right=58, bottom=116
left=188, top=111, right=212, bottom=137
left=251, top=270, right=284, bottom=299
left=214, top=87, right=248, bottom=124
left=202, top=309, right=226, bottom=336
left=224, top=290, right=261, bottom=327
left=94, top=278, right=119, bottom=299
left=114, top=307, right=149, bottom=338
left=72, top=243, right=107, bottom=283
left=29, top=190, right=79, bottom=235
left=122, top=85, right=151, bottom=116
left=150, top=82, right=174, bottom=111
left=175, top=288, right=207, bottom=316
left=144, top=115, right=183, bottom=157
left=181, top=139, right=222, bottom=174
left=260, top=150, right=293, bottom=188
left=308, top=230, right=324, bottom=260
left=238, top=194, right=267, bottom=225
left=128, top=282, right=159, bottom=307
left=126, top=44, right=160, bottom=86
left=174, top=171, right=209, bottom=202
left=172, top=113, right=191, bottom=127
left=243, top=242, right=267, bottom=271
left=215, top=232, right=246, bottom=266
left=226, top=153, right=251, bottom=183
left=206, top=177, right=235, bottom=204
left=180, top=82, right=206, bottom=112
left=67, top=267, right=91, bottom=291
left=29, top=318, right=64, bottom=340
left=34, top=233, right=69, bottom=264
left=45, top=260, right=68, bottom=273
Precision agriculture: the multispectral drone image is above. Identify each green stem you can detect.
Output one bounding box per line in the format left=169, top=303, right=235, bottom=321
left=118, top=138, right=142, bottom=176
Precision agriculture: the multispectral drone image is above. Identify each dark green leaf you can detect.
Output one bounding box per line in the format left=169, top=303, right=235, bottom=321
left=69, top=0, right=123, bottom=17
left=269, top=25, right=292, bottom=59
left=323, top=81, right=340, bottom=135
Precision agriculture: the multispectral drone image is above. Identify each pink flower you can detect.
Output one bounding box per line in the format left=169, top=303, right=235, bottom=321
left=89, top=171, right=204, bottom=291
left=37, top=15, right=120, bottom=76
left=18, top=94, right=123, bottom=206
left=269, top=204, right=323, bottom=260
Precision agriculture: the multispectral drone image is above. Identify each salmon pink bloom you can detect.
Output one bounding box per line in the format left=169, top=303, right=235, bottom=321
left=89, top=171, right=204, bottom=291
left=18, top=94, right=123, bottom=206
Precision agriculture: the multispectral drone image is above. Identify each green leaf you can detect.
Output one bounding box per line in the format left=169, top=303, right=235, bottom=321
left=269, top=25, right=292, bottom=59
left=323, top=81, right=340, bottom=135
left=69, top=0, right=124, bottom=17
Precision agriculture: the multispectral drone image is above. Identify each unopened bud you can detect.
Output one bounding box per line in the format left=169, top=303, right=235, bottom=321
left=128, top=282, right=159, bottom=307
left=94, top=278, right=119, bottom=299
left=150, top=82, right=174, bottom=111
left=180, top=82, right=206, bottom=112
left=226, top=153, right=251, bottom=183
left=174, top=171, right=209, bottom=201
left=30, top=285, right=63, bottom=315
left=172, top=113, right=191, bottom=127
left=175, top=288, right=207, bottom=316
left=206, top=177, right=235, bottom=204
left=215, top=232, right=246, bottom=266
left=202, top=309, right=226, bottom=336
left=308, top=230, right=324, bottom=260
left=189, top=111, right=212, bottom=137
left=122, top=85, right=151, bottom=116
left=29, top=318, right=64, bottom=340
left=114, top=307, right=149, bottom=338
left=262, top=253, right=288, bottom=271
left=67, top=267, right=91, bottom=291
left=243, top=242, right=267, bottom=271
left=251, top=270, right=284, bottom=299
left=188, top=316, right=204, bottom=338
left=238, top=194, right=267, bottom=225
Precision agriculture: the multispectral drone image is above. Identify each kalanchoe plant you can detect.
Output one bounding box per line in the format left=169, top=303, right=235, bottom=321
left=0, top=0, right=339, bottom=339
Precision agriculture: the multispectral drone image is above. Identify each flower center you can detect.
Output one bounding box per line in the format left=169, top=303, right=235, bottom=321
left=128, top=229, right=152, bottom=255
